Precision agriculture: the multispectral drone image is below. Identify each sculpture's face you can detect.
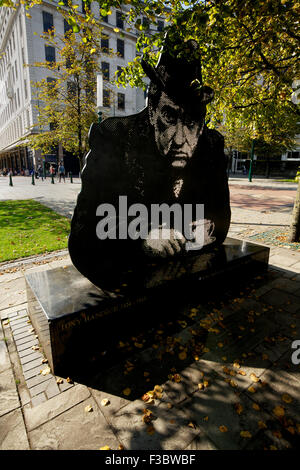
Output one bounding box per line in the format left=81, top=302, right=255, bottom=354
left=149, top=91, right=205, bottom=169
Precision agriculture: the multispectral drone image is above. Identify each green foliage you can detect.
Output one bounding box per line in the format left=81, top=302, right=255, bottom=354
left=3, top=0, right=300, bottom=155
left=0, top=200, right=70, bottom=262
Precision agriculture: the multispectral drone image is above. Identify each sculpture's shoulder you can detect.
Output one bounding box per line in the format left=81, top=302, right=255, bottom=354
left=205, top=127, right=225, bottom=149
left=88, top=107, right=149, bottom=149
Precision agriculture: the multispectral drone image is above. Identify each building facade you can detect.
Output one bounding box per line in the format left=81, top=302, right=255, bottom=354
left=0, top=1, right=162, bottom=174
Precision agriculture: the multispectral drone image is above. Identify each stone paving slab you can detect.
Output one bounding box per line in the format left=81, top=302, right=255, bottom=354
left=23, top=384, right=91, bottom=431
left=0, top=408, right=30, bottom=450
left=28, top=397, right=122, bottom=450
left=0, top=368, right=20, bottom=417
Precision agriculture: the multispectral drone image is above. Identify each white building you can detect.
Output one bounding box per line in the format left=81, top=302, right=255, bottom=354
left=0, top=1, right=163, bottom=173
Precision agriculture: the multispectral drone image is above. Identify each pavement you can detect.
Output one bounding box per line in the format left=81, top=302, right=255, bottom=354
left=0, top=174, right=300, bottom=451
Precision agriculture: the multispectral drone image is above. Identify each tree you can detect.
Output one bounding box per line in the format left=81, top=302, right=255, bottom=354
left=22, top=6, right=112, bottom=170
left=2, top=0, right=300, bottom=237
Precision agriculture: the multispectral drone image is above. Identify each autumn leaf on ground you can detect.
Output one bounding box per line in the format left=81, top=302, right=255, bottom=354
left=178, top=350, right=187, bottom=360
left=203, top=416, right=209, bottom=421
left=272, top=430, right=282, bottom=439
left=203, top=380, right=209, bottom=388
left=248, top=386, right=256, bottom=393
left=219, top=425, right=228, bottom=433
left=100, top=446, right=111, bottom=450
left=40, top=367, right=51, bottom=376
left=250, top=373, right=260, bottom=383
left=41, top=358, right=48, bottom=364
left=240, top=431, right=252, bottom=438
left=146, top=425, right=155, bottom=435
left=273, top=406, right=285, bottom=418
left=66, top=377, right=73, bottom=384
left=85, top=405, right=93, bottom=412
left=188, top=422, right=197, bottom=429
left=235, top=403, right=243, bottom=415
left=282, top=394, right=293, bottom=404
left=101, top=398, right=110, bottom=407
left=123, top=387, right=131, bottom=396
left=198, top=383, right=204, bottom=390
left=31, top=346, right=39, bottom=351
left=238, top=370, right=247, bottom=376
left=167, top=403, right=173, bottom=409
left=142, top=409, right=155, bottom=425
left=252, top=403, right=260, bottom=411
left=258, top=421, right=267, bottom=429
left=56, top=378, right=63, bottom=384
left=233, top=362, right=241, bottom=369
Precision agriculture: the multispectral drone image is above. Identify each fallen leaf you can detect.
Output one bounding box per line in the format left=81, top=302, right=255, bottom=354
left=258, top=421, right=267, bottom=429
left=118, top=444, right=124, bottom=450
left=41, top=358, right=48, bottom=364
left=248, top=386, right=256, bottom=393
left=218, top=342, right=224, bottom=348
left=178, top=351, right=187, bottom=360
left=123, top=388, right=131, bottom=396
left=66, top=377, right=73, bottom=384
left=287, top=426, right=295, bottom=434
left=40, top=367, right=51, bottom=376
left=101, top=398, right=110, bottom=407
left=252, top=403, right=260, bottom=411
left=250, top=373, right=260, bottom=383
left=146, top=425, right=155, bottom=435
left=85, top=405, right=93, bottom=412
left=56, top=378, right=63, bottom=384
left=219, top=425, right=228, bottom=433
left=240, top=431, right=252, bottom=438
left=273, top=406, right=285, bottom=418
left=142, top=393, right=151, bottom=402
left=272, top=430, right=282, bottom=439
left=203, top=416, right=209, bottom=421
left=235, top=403, right=243, bottom=415
left=282, top=394, right=293, bottom=404
left=167, top=403, right=173, bottom=409
left=100, top=446, right=111, bottom=450
left=198, top=383, right=204, bottom=390
left=188, top=422, right=196, bottom=429
left=144, top=372, right=150, bottom=377
left=238, top=370, right=247, bottom=376
left=31, top=346, right=39, bottom=351
left=233, top=362, right=241, bottom=369
left=154, top=385, right=163, bottom=393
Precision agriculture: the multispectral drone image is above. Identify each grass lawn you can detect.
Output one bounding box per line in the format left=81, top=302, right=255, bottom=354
left=0, top=200, right=71, bottom=263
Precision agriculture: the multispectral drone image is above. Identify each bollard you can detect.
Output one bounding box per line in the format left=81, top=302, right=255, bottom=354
left=70, top=171, right=73, bottom=183
left=51, top=174, right=55, bottom=184
left=31, top=172, right=35, bottom=185
left=9, top=173, right=13, bottom=186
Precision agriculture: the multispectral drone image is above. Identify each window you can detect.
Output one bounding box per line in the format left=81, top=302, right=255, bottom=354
left=116, top=65, right=123, bottom=79
left=117, top=39, right=124, bottom=58
left=47, top=77, right=57, bottom=94
left=117, top=92, right=125, bottom=110
left=15, top=60, right=18, bottom=79
left=24, top=79, right=27, bottom=100
left=142, top=17, right=149, bottom=30
left=100, top=12, right=108, bottom=23
left=45, top=45, right=56, bottom=63
left=157, top=20, right=164, bottom=32
left=287, top=151, right=300, bottom=159
left=101, top=36, right=109, bottom=53
left=101, top=62, right=110, bottom=81
left=116, top=11, right=124, bottom=29
left=103, top=89, right=110, bottom=107
left=42, top=11, right=54, bottom=32
left=12, top=31, right=15, bottom=50
left=17, top=88, right=20, bottom=107
left=64, top=19, right=72, bottom=35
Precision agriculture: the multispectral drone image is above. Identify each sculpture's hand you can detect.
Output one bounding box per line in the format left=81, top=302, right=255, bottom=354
left=142, top=228, right=186, bottom=258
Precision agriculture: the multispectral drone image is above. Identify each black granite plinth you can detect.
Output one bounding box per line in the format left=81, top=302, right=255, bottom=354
left=25, top=238, right=269, bottom=376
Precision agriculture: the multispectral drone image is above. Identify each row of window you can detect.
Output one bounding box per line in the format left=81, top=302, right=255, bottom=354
left=44, top=38, right=125, bottom=63
left=0, top=110, right=30, bottom=149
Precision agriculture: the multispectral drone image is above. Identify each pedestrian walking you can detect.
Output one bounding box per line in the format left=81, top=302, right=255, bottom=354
left=58, top=162, right=66, bottom=182
left=37, top=165, right=44, bottom=181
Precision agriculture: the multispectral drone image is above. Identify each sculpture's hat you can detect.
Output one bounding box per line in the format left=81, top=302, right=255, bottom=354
left=141, top=34, right=214, bottom=107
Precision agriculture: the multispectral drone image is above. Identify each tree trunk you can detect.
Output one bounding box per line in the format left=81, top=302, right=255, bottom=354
left=287, top=178, right=300, bottom=242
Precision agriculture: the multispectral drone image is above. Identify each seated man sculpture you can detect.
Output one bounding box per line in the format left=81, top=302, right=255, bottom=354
left=68, top=35, right=231, bottom=288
